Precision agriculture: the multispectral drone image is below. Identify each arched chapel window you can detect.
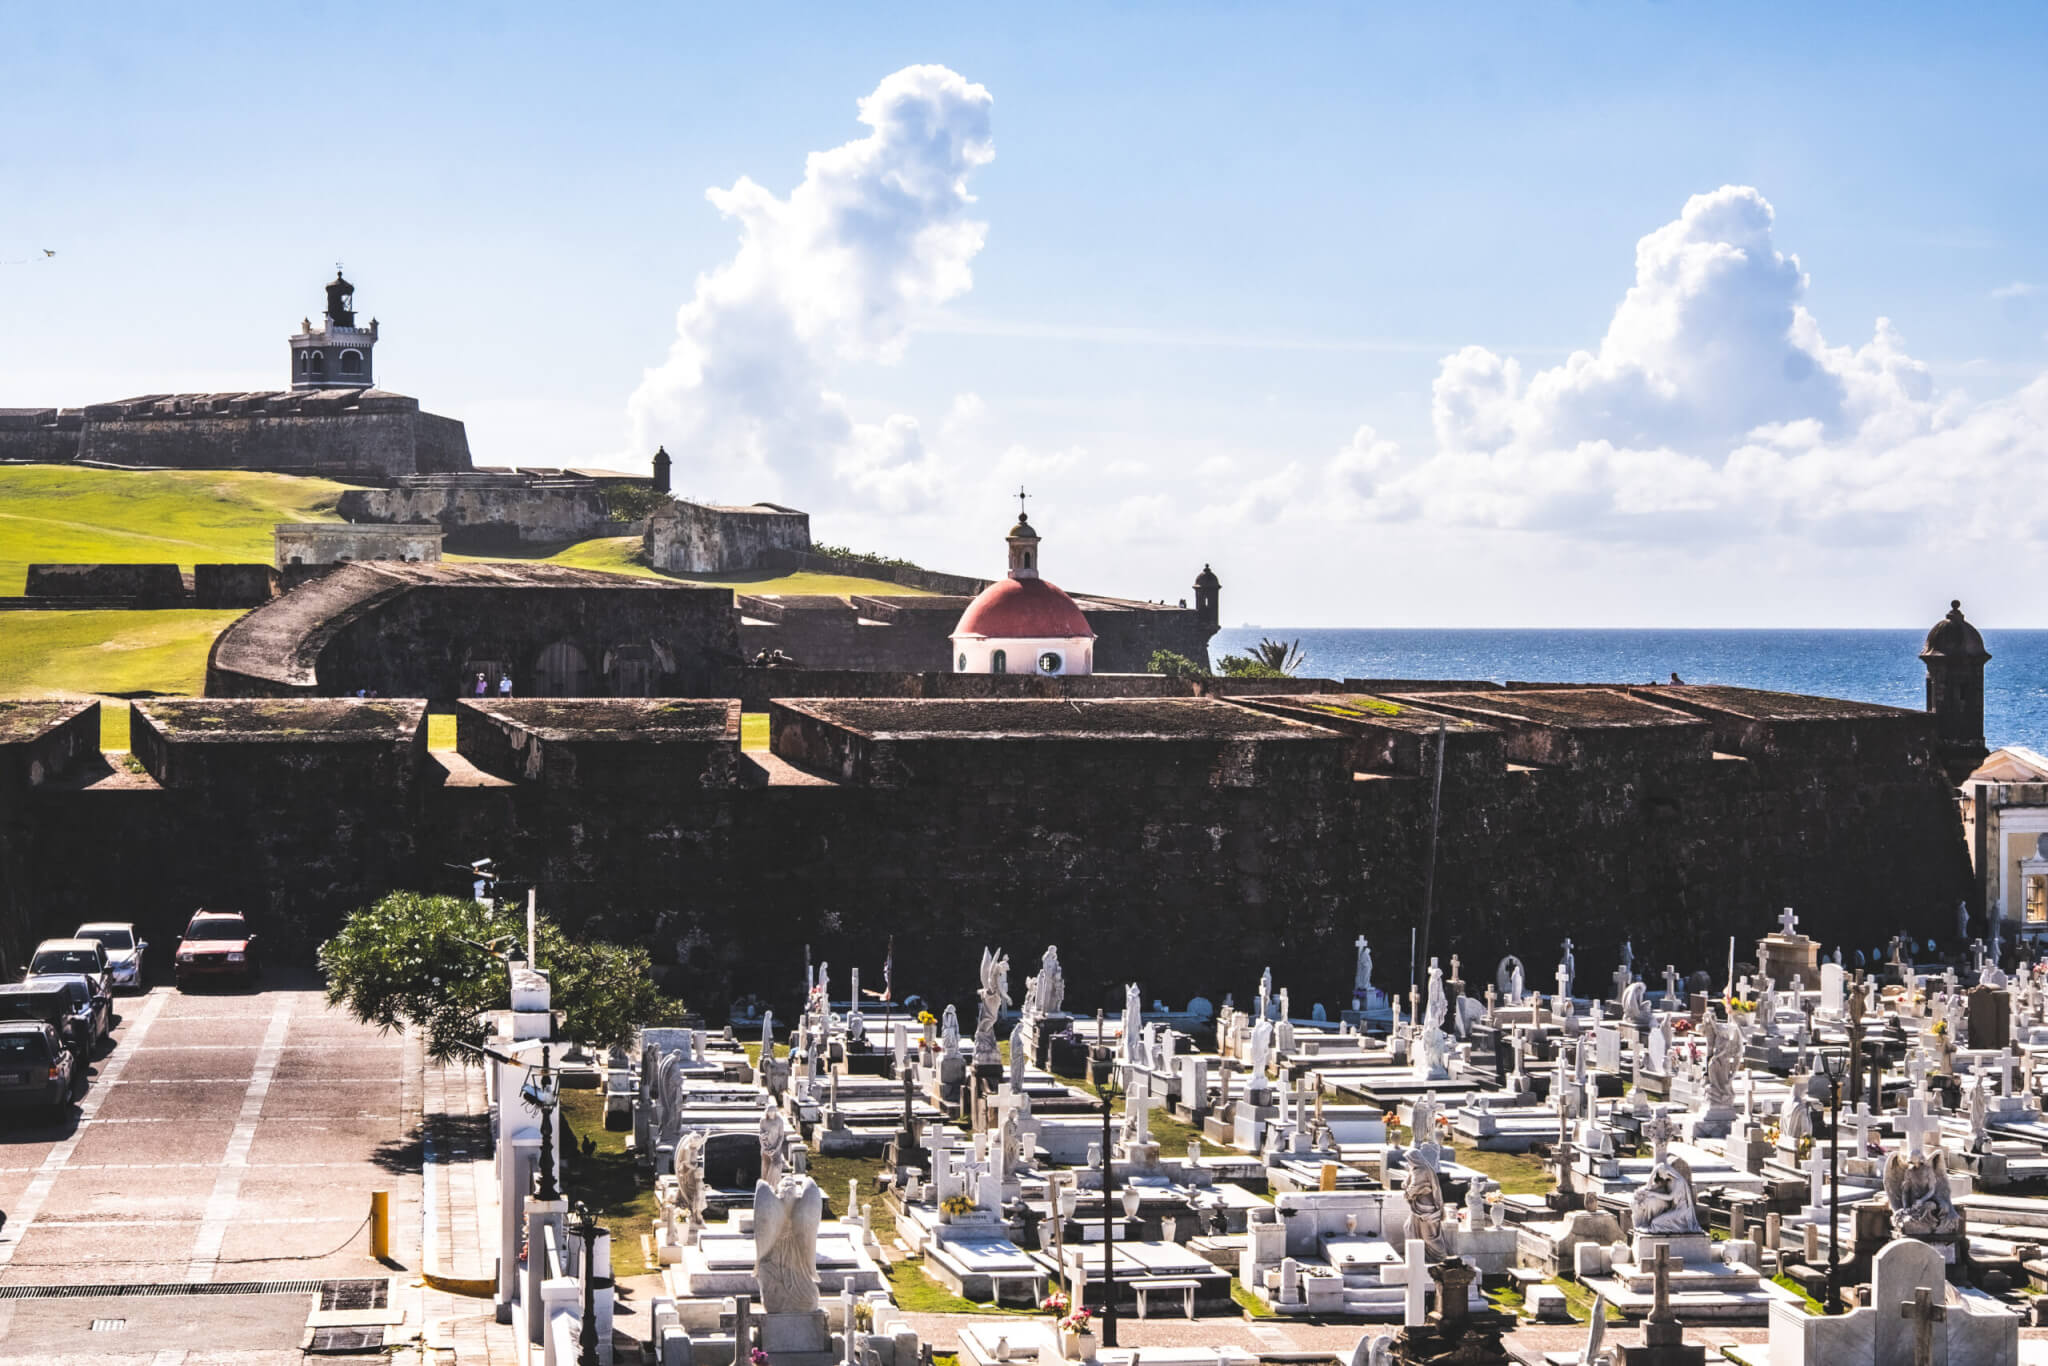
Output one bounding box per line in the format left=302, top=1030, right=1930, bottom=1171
left=991, top=649, right=1007, bottom=675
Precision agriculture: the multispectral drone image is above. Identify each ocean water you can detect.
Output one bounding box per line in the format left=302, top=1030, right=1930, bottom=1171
left=1210, top=627, right=2048, bottom=752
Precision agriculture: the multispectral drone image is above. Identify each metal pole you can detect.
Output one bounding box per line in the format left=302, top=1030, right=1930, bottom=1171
left=1418, top=720, right=1448, bottom=974
left=575, top=1203, right=603, bottom=1366
left=1827, top=1062, right=1842, bottom=1315
left=1101, top=1059, right=1118, bottom=1346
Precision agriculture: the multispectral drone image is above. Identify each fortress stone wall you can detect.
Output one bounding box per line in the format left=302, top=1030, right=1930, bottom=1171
left=336, top=474, right=611, bottom=549
left=0, top=687, right=1973, bottom=1012
left=645, top=499, right=811, bottom=573
left=0, top=390, right=470, bottom=478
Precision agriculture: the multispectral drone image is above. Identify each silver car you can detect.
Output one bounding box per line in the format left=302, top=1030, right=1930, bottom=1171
left=73, top=923, right=146, bottom=991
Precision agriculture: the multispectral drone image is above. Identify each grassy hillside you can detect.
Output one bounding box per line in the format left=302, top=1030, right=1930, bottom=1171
left=0, top=465, right=351, bottom=594
left=0, top=466, right=936, bottom=743
left=468, top=534, right=937, bottom=597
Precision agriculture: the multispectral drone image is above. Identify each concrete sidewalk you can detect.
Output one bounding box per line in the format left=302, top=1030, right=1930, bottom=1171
left=420, top=1056, right=517, bottom=1366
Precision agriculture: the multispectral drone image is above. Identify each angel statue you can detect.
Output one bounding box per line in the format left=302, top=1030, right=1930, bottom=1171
left=1353, top=937, right=1374, bottom=1008
left=1629, top=1155, right=1701, bottom=1234
left=753, top=1171, right=825, bottom=1314
left=1033, top=945, right=1066, bottom=1017
left=1885, top=1147, right=1965, bottom=1245
left=974, top=946, right=1011, bottom=1066
left=1403, top=1141, right=1450, bottom=1257
left=759, top=1103, right=788, bottom=1184
left=673, top=1131, right=707, bottom=1246
left=1702, top=1019, right=1738, bottom=1110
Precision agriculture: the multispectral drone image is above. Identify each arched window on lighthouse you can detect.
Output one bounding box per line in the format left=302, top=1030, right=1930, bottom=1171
left=340, top=350, right=363, bottom=376
left=991, top=649, right=1007, bottom=675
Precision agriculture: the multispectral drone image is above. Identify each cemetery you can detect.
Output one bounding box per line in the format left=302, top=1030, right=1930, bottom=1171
left=476, top=903, right=2048, bottom=1366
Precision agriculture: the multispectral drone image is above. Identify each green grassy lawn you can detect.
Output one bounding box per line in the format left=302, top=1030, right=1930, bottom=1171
left=461, top=533, right=935, bottom=597
left=0, top=466, right=348, bottom=594
left=0, top=466, right=934, bottom=718
left=885, top=1258, right=1041, bottom=1315
left=556, top=1086, right=657, bottom=1278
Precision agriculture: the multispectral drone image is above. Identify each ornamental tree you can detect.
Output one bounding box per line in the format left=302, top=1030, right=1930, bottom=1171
left=318, top=891, right=673, bottom=1061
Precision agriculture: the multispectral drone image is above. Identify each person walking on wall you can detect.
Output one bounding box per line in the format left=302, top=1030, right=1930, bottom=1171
left=474, top=672, right=488, bottom=697
left=498, top=673, right=513, bottom=698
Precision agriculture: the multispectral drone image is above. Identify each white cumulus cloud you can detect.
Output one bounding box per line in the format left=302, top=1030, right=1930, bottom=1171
left=626, top=65, right=994, bottom=511
left=1335, top=185, right=2048, bottom=547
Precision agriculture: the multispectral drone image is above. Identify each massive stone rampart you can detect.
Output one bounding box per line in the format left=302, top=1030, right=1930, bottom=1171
left=0, top=390, right=470, bottom=477
left=645, top=500, right=810, bottom=573
left=337, top=474, right=609, bottom=549
left=0, top=687, right=1973, bottom=1017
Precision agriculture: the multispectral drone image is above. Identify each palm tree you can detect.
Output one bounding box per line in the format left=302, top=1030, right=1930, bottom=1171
left=1252, top=637, right=1306, bottom=676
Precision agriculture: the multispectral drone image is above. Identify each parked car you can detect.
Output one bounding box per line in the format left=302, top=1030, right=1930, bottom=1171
left=0, top=1021, right=77, bottom=1116
left=0, top=981, right=94, bottom=1055
left=73, top=922, right=146, bottom=991
left=26, top=939, right=111, bottom=999
left=174, top=910, right=259, bottom=989
left=21, top=974, right=110, bottom=1048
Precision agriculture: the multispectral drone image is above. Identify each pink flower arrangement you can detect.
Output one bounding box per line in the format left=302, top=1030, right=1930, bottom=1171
left=1041, top=1290, right=1069, bottom=1314
left=1058, top=1306, right=1094, bottom=1334
left=751, top=1349, right=771, bottom=1366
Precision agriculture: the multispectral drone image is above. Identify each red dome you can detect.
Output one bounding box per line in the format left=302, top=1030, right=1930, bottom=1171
left=953, top=576, right=1095, bottom=639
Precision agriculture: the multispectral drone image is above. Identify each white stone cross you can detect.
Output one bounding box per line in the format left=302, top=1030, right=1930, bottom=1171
left=1664, top=965, right=1680, bottom=1001
left=1900, top=1093, right=1941, bottom=1157
left=1377, top=1238, right=1431, bottom=1327
left=1779, top=907, right=1800, bottom=937
left=1848, top=1101, right=1876, bottom=1156
left=1803, top=1147, right=1828, bottom=1220
left=1613, top=960, right=1633, bottom=1005
left=2000, top=1046, right=2020, bottom=1097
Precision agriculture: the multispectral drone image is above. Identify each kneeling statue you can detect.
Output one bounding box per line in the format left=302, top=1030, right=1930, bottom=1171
left=1630, top=1156, right=1701, bottom=1235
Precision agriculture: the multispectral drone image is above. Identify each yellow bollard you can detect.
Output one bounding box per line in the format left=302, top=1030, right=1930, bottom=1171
left=370, top=1190, right=390, bottom=1260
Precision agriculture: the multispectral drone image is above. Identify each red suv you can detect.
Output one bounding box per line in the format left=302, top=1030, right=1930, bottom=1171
left=174, top=911, right=259, bottom=990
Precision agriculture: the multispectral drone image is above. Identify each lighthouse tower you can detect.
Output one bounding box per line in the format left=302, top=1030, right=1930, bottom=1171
left=289, top=269, right=379, bottom=390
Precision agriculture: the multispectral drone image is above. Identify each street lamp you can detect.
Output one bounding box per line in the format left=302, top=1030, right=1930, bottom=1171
left=570, top=1201, right=611, bottom=1366
left=1818, top=1049, right=1846, bottom=1315
left=1090, top=1028, right=1121, bottom=1348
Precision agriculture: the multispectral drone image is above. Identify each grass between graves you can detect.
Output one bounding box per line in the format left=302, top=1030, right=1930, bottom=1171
left=807, top=1149, right=900, bottom=1246
left=1050, top=1068, right=1230, bottom=1158
left=1452, top=1144, right=1555, bottom=1197
left=884, top=1258, right=1041, bottom=1316
left=1232, top=1282, right=1276, bottom=1318
left=1553, top=1277, right=1624, bottom=1324
left=556, top=1085, right=658, bottom=1279
left=1772, top=1273, right=1823, bottom=1315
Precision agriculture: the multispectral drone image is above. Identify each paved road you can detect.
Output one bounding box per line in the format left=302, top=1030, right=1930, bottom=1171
left=0, top=978, right=424, bottom=1363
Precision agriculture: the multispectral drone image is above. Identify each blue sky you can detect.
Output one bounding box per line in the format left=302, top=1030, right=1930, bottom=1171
left=3, top=3, right=2046, bottom=626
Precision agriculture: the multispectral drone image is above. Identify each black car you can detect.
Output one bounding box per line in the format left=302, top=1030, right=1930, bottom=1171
left=21, top=974, right=110, bottom=1048
left=0, top=1021, right=76, bottom=1116
left=0, top=981, right=97, bottom=1054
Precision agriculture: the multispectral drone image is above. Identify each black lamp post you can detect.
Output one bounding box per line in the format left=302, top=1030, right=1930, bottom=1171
left=570, top=1200, right=610, bottom=1366
left=1819, top=1049, right=1845, bottom=1315
left=1091, top=1031, right=1120, bottom=1348
left=533, top=1044, right=562, bottom=1204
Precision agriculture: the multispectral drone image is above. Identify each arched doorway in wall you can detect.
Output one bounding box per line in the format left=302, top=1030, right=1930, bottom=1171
left=609, top=644, right=658, bottom=697
left=533, top=641, right=592, bottom=696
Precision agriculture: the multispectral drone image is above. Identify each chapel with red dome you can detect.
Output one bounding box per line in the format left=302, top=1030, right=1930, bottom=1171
left=951, top=505, right=1096, bottom=676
